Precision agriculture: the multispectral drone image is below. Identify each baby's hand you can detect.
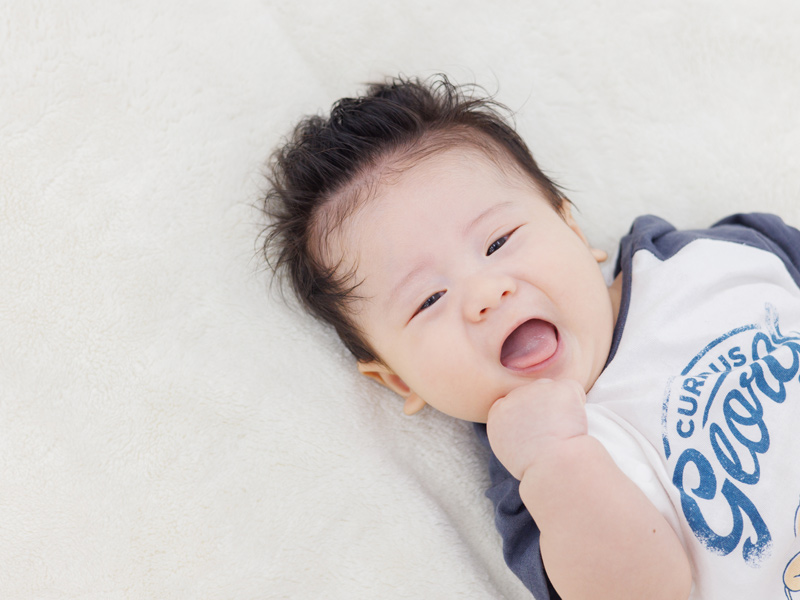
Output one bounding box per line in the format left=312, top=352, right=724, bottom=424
left=486, top=379, right=588, bottom=481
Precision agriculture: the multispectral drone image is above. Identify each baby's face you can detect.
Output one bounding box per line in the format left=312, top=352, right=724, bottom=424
left=334, top=149, right=618, bottom=423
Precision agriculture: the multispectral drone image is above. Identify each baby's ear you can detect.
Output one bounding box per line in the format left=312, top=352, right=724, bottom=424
left=560, top=201, right=588, bottom=243
left=357, top=361, right=427, bottom=415
left=560, top=201, right=608, bottom=262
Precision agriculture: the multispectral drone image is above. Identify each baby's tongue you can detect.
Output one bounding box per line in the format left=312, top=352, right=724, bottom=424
left=501, top=319, right=557, bottom=370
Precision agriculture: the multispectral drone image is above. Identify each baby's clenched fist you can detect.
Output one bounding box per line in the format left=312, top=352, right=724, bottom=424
left=486, top=378, right=589, bottom=481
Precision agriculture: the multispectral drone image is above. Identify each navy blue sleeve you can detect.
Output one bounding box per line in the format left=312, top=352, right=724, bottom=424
left=617, top=213, right=800, bottom=287
left=711, top=213, right=800, bottom=286
left=474, top=423, right=560, bottom=599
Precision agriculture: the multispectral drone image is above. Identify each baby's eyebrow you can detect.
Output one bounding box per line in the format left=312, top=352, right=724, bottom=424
left=462, top=201, right=514, bottom=236
left=387, top=260, right=430, bottom=306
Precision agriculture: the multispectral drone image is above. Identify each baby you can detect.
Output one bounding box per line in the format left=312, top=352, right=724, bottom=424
left=262, top=75, right=800, bottom=600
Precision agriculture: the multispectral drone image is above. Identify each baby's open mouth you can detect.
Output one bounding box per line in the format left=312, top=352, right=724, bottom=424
left=500, top=319, right=558, bottom=370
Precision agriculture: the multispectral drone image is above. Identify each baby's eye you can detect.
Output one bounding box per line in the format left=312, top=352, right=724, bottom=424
left=487, top=234, right=509, bottom=256
left=416, top=291, right=444, bottom=315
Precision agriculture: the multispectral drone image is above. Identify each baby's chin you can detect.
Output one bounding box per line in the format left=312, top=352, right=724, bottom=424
left=433, top=396, right=498, bottom=424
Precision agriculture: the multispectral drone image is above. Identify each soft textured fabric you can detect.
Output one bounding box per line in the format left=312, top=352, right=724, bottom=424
left=3, top=2, right=800, bottom=598
left=484, top=214, right=800, bottom=599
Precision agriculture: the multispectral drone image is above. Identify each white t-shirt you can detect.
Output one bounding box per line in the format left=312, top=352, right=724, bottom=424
left=478, top=213, right=800, bottom=599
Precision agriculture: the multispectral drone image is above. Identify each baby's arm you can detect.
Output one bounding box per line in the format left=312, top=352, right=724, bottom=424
left=487, top=379, right=692, bottom=600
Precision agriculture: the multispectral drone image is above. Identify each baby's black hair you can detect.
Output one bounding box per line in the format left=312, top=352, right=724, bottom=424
left=262, top=74, right=567, bottom=363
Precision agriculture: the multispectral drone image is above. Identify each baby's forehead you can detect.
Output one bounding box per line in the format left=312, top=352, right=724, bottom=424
left=317, top=146, right=537, bottom=266
left=323, top=147, right=528, bottom=246
left=325, top=143, right=531, bottom=226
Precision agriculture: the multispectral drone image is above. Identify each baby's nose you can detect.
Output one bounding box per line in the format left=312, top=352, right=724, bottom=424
left=464, top=274, right=516, bottom=321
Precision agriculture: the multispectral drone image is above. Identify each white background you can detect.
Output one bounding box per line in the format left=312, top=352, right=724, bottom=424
left=2, top=1, right=799, bottom=598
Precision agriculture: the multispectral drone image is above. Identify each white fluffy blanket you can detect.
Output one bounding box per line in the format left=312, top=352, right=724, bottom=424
left=3, top=1, right=799, bottom=598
